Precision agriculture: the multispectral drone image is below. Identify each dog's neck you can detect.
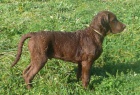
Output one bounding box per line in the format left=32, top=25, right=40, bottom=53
left=86, top=27, right=105, bottom=46
left=93, top=29, right=103, bottom=37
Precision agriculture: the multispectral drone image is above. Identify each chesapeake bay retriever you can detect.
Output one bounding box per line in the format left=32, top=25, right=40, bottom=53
left=11, top=11, right=126, bottom=89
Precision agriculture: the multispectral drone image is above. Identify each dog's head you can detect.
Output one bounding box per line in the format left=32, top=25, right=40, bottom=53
left=91, top=11, right=126, bottom=35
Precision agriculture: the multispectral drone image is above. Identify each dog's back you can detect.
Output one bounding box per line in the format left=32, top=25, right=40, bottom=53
left=28, top=31, right=82, bottom=62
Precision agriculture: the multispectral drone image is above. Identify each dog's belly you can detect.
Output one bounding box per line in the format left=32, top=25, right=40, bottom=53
left=52, top=50, right=81, bottom=63
left=53, top=55, right=79, bottom=63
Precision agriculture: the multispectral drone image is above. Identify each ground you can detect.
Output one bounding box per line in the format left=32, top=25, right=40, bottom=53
left=0, top=0, right=140, bottom=95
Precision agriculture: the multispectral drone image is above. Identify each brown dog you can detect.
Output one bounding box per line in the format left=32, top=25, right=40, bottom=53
left=11, top=11, right=126, bottom=89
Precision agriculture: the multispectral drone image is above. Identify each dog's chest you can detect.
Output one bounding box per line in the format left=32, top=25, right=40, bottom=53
left=80, top=37, right=103, bottom=61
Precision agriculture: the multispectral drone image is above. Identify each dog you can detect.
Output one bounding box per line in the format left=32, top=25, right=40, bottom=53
left=11, top=11, right=126, bottom=89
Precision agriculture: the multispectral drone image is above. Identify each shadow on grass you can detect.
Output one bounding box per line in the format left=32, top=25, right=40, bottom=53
left=67, top=58, right=140, bottom=90
left=92, top=60, right=140, bottom=77
left=88, top=59, right=140, bottom=89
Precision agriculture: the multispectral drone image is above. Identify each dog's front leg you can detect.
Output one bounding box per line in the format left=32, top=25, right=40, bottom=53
left=77, top=63, right=82, bottom=81
left=81, top=61, right=92, bottom=88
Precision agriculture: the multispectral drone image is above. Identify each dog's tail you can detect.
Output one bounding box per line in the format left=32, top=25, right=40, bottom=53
left=11, top=32, right=34, bottom=67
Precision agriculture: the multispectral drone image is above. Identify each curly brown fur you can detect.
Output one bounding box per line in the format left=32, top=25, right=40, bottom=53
left=12, top=11, right=126, bottom=89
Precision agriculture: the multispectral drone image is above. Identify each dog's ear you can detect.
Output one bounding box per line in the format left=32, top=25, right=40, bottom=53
left=90, top=12, right=110, bottom=31
left=100, top=13, right=111, bottom=33
left=101, top=13, right=110, bottom=27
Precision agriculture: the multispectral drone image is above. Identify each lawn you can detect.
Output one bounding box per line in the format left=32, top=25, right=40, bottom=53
left=0, top=0, right=140, bottom=95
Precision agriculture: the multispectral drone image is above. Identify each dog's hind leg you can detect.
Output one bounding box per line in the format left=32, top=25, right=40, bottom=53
left=23, top=39, right=48, bottom=89
left=23, top=53, right=48, bottom=89
left=23, top=64, right=31, bottom=75
left=23, top=36, right=51, bottom=89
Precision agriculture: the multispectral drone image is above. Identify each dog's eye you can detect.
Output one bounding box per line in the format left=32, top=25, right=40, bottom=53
left=112, top=18, right=117, bottom=22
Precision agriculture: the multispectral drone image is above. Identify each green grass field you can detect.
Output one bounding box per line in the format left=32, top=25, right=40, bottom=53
left=0, top=0, right=140, bottom=94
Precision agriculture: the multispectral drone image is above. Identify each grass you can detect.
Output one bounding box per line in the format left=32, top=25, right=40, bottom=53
left=0, top=0, right=140, bottom=94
